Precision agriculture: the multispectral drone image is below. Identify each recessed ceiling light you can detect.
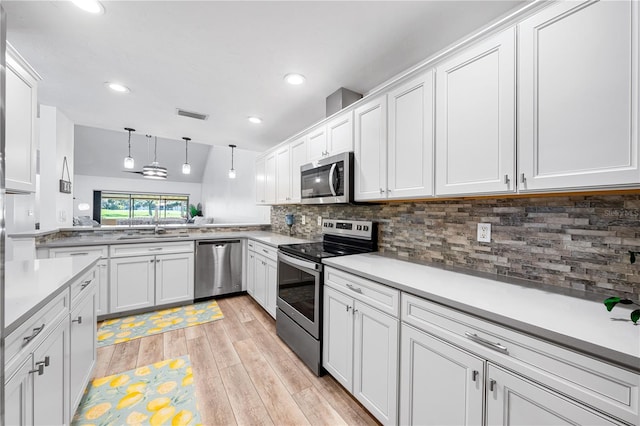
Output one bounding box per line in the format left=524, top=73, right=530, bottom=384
left=105, top=82, right=130, bottom=93
left=71, top=0, right=105, bottom=14
left=284, top=73, right=306, bottom=85
left=248, top=116, right=262, bottom=124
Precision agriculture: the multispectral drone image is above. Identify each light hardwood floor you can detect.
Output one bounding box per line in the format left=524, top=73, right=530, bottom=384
left=94, top=295, right=380, bottom=426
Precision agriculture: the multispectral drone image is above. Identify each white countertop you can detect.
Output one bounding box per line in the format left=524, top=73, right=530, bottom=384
left=4, top=255, right=100, bottom=334
left=38, top=231, right=312, bottom=249
left=323, top=253, right=640, bottom=372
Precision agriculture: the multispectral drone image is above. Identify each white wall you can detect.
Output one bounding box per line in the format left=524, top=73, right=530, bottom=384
left=38, top=105, right=74, bottom=231
left=73, top=174, right=202, bottom=218
left=200, top=146, right=270, bottom=223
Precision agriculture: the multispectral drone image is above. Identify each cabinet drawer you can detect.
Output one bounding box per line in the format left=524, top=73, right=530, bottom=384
left=402, top=293, right=640, bottom=425
left=325, top=267, right=399, bottom=317
left=49, top=245, right=108, bottom=259
left=5, top=290, right=68, bottom=367
left=110, top=241, right=194, bottom=257
left=248, top=240, right=256, bottom=251
left=70, top=268, right=96, bottom=308
left=253, top=241, right=277, bottom=261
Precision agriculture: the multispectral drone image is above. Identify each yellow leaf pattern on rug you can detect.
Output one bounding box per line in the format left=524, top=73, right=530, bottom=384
left=96, top=300, right=223, bottom=347
left=72, top=355, right=201, bottom=426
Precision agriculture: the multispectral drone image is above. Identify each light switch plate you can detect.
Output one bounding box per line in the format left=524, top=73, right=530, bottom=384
left=317, top=216, right=322, bottom=226
left=301, top=215, right=306, bottom=225
left=477, top=223, right=491, bottom=242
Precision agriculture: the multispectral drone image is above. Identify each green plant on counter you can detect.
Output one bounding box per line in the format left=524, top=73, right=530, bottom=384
left=189, top=203, right=203, bottom=218
left=604, top=297, right=640, bottom=324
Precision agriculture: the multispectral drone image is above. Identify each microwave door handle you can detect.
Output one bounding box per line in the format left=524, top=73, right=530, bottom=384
left=328, top=163, right=337, bottom=196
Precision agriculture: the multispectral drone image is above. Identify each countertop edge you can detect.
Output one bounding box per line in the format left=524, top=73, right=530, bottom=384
left=4, top=256, right=101, bottom=335
left=322, top=257, right=640, bottom=373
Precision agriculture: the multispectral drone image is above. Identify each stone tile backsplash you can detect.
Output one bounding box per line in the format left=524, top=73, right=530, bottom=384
left=272, top=194, right=640, bottom=299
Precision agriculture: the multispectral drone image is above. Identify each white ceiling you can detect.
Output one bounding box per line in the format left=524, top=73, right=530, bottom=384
left=74, top=125, right=211, bottom=183
left=4, top=0, right=525, bottom=153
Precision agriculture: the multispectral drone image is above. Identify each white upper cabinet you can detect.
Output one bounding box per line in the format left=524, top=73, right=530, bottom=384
left=6, top=44, right=40, bottom=194
left=308, top=110, right=354, bottom=162
left=518, top=0, right=639, bottom=192
left=327, top=110, right=354, bottom=156
left=307, top=126, right=328, bottom=162
left=264, top=151, right=277, bottom=204
left=435, top=28, right=516, bottom=196
left=388, top=70, right=435, bottom=199
left=354, top=95, right=388, bottom=201
left=275, top=144, right=291, bottom=203
left=255, top=156, right=266, bottom=204
left=289, top=137, right=307, bottom=203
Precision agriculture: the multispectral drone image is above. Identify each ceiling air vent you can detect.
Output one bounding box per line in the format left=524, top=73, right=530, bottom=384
left=176, top=108, right=209, bottom=121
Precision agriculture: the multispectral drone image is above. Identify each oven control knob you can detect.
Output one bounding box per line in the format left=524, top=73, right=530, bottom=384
left=363, top=225, right=369, bottom=231
left=357, top=225, right=362, bottom=230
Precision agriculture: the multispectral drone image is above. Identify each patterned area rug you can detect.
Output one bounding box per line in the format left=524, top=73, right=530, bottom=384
left=97, top=300, right=223, bottom=347
left=72, top=355, right=201, bottom=426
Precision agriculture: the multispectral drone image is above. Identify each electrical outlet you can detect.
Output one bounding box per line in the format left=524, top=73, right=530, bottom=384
left=477, top=223, right=491, bottom=242
left=301, top=215, right=306, bottom=225
left=317, top=216, right=322, bottom=226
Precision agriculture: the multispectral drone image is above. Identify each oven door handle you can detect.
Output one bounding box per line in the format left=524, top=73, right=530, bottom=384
left=328, top=163, right=337, bottom=196
left=278, top=252, right=320, bottom=272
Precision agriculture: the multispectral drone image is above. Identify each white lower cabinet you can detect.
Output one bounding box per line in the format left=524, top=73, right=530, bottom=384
left=110, top=255, right=156, bottom=313
left=33, top=318, right=70, bottom=426
left=5, top=355, right=34, bottom=426
left=486, top=364, right=622, bottom=426
left=400, top=324, right=483, bottom=426
left=69, top=283, right=97, bottom=417
left=247, top=240, right=278, bottom=318
left=110, top=242, right=194, bottom=313
left=49, top=245, right=110, bottom=316
left=323, top=282, right=399, bottom=425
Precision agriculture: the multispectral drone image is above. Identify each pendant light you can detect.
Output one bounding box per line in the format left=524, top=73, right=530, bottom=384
left=123, top=127, right=135, bottom=169
left=182, top=137, right=191, bottom=175
left=228, top=144, right=237, bottom=179
left=143, top=136, right=167, bottom=179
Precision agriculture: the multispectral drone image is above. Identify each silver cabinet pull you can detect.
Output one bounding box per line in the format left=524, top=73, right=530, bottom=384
left=353, top=308, right=358, bottom=315
left=149, top=259, right=155, bottom=263
left=464, top=332, right=508, bottom=354
left=489, top=379, right=497, bottom=391
left=379, top=188, right=384, bottom=194
left=69, top=252, right=89, bottom=256
left=29, top=364, right=45, bottom=376
left=346, top=305, right=351, bottom=312
left=80, top=280, right=92, bottom=290
left=72, top=316, right=83, bottom=324
left=520, top=173, right=526, bottom=183
left=504, top=174, right=510, bottom=184
left=149, top=247, right=163, bottom=251
left=262, top=249, right=269, bottom=254
left=156, top=259, right=161, bottom=263
left=472, top=370, right=479, bottom=382
left=345, top=283, right=362, bottom=294
left=23, top=324, right=45, bottom=345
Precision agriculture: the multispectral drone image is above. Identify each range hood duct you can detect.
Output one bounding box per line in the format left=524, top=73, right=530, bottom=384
left=326, top=87, right=362, bottom=117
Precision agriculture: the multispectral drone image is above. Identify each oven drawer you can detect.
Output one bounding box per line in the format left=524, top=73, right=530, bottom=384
left=402, top=293, right=640, bottom=425
left=324, top=266, right=399, bottom=317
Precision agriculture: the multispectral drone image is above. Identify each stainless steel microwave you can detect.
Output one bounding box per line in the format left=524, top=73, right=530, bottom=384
left=300, top=152, right=353, bottom=204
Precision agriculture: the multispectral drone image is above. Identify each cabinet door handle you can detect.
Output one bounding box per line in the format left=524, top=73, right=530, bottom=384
left=465, top=332, right=508, bottom=354
left=72, top=316, right=83, bottom=324
left=156, top=259, right=161, bottom=263
left=520, top=173, right=526, bottom=184
left=504, top=174, right=510, bottom=185
left=346, top=305, right=351, bottom=312
left=80, top=280, right=92, bottom=290
left=149, top=247, right=163, bottom=251
left=353, top=308, right=358, bottom=315
left=29, top=364, right=45, bottom=376
left=345, top=283, right=362, bottom=294
left=472, top=370, right=479, bottom=382
left=23, top=324, right=45, bottom=346
left=69, top=252, right=89, bottom=256
left=489, top=379, right=497, bottom=392
left=149, top=259, right=155, bottom=263
left=379, top=188, right=384, bottom=194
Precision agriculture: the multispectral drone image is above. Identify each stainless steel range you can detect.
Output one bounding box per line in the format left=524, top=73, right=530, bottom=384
left=276, top=219, right=377, bottom=375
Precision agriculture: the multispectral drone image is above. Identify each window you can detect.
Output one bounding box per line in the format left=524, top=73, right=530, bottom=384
left=94, top=191, right=189, bottom=225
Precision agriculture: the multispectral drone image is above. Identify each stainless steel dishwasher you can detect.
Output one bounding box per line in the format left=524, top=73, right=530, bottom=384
left=195, top=240, right=242, bottom=299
